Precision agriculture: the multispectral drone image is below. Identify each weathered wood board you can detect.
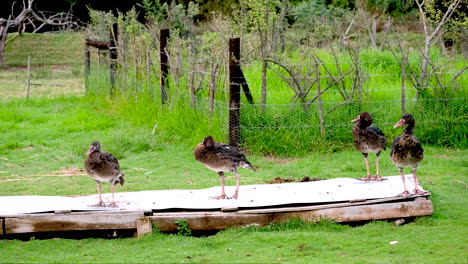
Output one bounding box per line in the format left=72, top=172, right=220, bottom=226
left=2, top=211, right=147, bottom=234
left=0, top=175, right=433, bottom=236
left=0, top=175, right=425, bottom=215
left=149, top=197, right=433, bottom=231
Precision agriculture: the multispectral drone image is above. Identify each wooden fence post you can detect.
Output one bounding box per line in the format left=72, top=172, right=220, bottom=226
left=160, top=29, right=170, bottom=104
left=109, top=23, right=118, bottom=96
left=229, top=38, right=241, bottom=147
left=26, top=56, right=31, bottom=99
left=315, top=57, right=325, bottom=136
left=84, top=39, right=90, bottom=93
left=401, top=55, right=406, bottom=115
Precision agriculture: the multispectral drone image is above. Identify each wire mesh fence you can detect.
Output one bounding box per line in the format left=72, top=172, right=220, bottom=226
left=2, top=31, right=466, bottom=154
left=1, top=33, right=85, bottom=99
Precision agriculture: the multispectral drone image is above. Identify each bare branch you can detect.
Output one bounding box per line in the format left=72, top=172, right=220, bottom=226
left=0, top=0, right=81, bottom=65
left=450, top=66, right=468, bottom=85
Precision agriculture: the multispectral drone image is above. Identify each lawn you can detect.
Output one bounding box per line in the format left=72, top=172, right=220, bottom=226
left=0, top=96, right=467, bottom=263
left=1, top=31, right=467, bottom=263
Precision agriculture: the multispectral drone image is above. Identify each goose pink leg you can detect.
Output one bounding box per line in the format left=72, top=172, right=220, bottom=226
left=92, top=182, right=106, bottom=207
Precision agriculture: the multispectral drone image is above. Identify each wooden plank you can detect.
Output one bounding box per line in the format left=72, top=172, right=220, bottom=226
left=136, top=218, right=153, bottom=237
left=150, top=199, right=433, bottom=231
left=236, top=194, right=430, bottom=214
left=150, top=212, right=272, bottom=232
left=272, top=198, right=433, bottom=223
left=4, top=211, right=145, bottom=234
left=0, top=176, right=430, bottom=215
left=0, top=217, right=4, bottom=235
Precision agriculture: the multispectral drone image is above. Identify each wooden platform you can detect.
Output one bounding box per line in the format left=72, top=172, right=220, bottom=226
left=0, top=176, right=433, bottom=237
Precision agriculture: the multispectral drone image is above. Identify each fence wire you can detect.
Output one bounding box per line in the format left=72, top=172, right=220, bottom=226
left=3, top=35, right=466, bottom=154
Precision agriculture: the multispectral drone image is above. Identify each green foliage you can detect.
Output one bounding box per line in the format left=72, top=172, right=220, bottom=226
left=174, top=220, right=192, bottom=236
left=424, top=0, right=468, bottom=27
left=139, top=0, right=200, bottom=37
left=0, top=95, right=466, bottom=262
left=290, top=0, right=347, bottom=44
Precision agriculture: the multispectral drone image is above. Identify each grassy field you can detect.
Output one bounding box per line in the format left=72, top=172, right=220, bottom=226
left=0, top=96, right=467, bottom=263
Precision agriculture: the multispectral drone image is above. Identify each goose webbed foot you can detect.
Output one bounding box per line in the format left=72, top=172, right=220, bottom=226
left=108, top=202, right=118, bottom=207
left=210, top=194, right=227, bottom=200
left=357, top=175, right=373, bottom=181
left=373, top=175, right=386, bottom=181
left=90, top=201, right=106, bottom=207
left=413, top=189, right=429, bottom=195
left=397, top=191, right=411, bottom=198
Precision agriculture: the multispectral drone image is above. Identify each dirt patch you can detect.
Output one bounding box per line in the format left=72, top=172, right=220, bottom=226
left=22, top=145, right=34, bottom=151
left=433, top=154, right=454, bottom=159
left=266, top=177, right=296, bottom=184
left=55, top=167, right=86, bottom=176
left=264, top=155, right=298, bottom=164
left=266, top=176, right=323, bottom=184
left=299, top=176, right=323, bottom=182
left=0, top=167, right=86, bottom=184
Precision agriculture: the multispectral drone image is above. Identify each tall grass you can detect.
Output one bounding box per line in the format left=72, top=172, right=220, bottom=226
left=86, top=68, right=228, bottom=148
left=86, top=43, right=467, bottom=156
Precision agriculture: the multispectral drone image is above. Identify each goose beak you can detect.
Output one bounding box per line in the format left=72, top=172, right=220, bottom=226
left=87, top=146, right=95, bottom=155
left=351, top=115, right=360, bottom=122
left=394, top=119, right=405, bottom=128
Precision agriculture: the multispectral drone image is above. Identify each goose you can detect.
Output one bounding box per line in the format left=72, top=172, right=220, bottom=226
left=194, top=136, right=256, bottom=199
left=352, top=112, right=387, bottom=181
left=84, top=141, right=125, bottom=207
left=391, top=114, right=427, bottom=197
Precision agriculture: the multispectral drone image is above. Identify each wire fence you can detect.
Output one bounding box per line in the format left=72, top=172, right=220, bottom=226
left=2, top=33, right=467, bottom=153
left=1, top=35, right=90, bottom=99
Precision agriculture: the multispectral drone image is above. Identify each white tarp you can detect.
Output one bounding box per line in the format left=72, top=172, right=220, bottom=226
left=0, top=175, right=426, bottom=215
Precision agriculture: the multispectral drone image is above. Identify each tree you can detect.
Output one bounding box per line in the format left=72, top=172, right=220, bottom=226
left=355, top=0, right=394, bottom=49
left=233, top=0, right=289, bottom=112
left=0, top=0, right=80, bottom=66
left=413, top=0, right=463, bottom=97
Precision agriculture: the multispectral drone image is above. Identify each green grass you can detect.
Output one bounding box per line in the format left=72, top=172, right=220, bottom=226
left=1, top=32, right=85, bottom=99
left=0, top=96, right=467, bottom=263
left=4, top=32, right=84, bottom=67
left=0, top=222, right=466, bottom=263
left=0, top=32, right=467, bottom=263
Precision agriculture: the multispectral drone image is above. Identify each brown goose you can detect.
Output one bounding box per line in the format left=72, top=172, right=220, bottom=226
left=391, top=114, right=427, bottom=197
left=352, top=112, right=387, bottom=181
left=194, top=136, right=256, bottom=199
left=84, top=141, right=125, bottom=207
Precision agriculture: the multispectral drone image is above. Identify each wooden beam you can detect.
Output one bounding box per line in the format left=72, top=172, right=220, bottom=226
left=236, top=194, right=430, bottom=214
left=0, top=217, right=4, bottom=235
left=1, top=199, right=433, bottom=235
left=3, top=211, right=145, bottom=234
left=85, top=38, right=110, bottom=49
left=271, top=197, right=433, bottom=223
left=160, top=28, right=170, bottom=104
left=136, top=217, right=153, bottom=237
left=149, top=198, right=433, bottom=232
left=150, top=212, right=272, bottom=232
